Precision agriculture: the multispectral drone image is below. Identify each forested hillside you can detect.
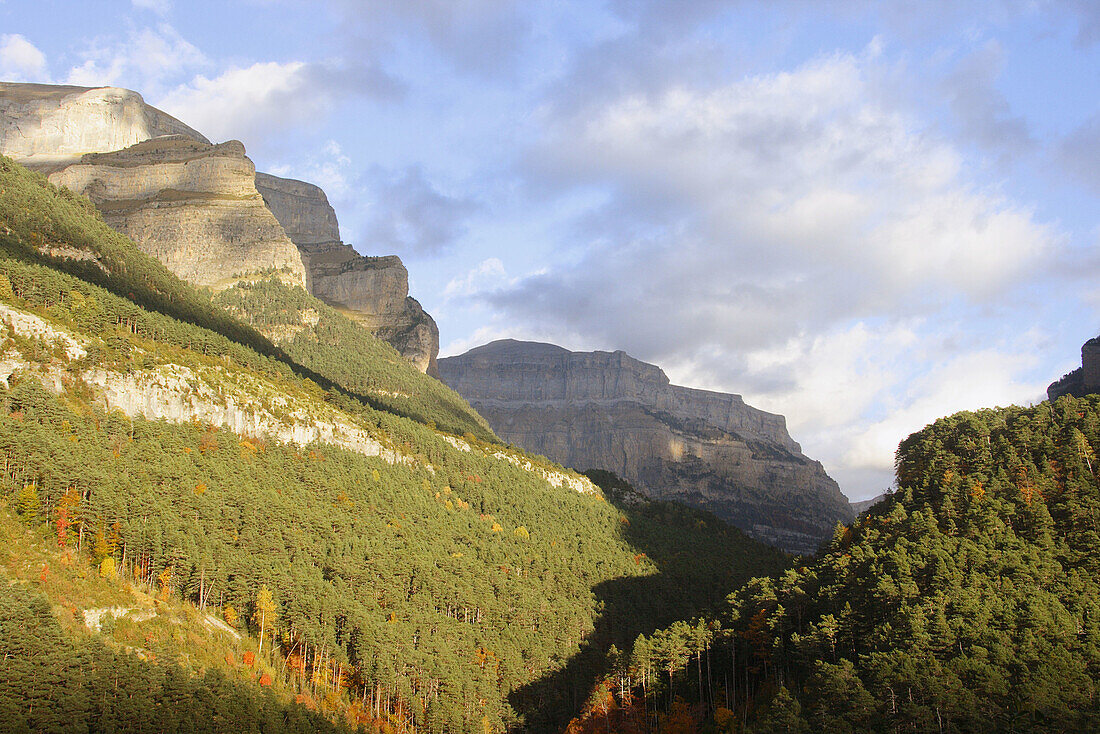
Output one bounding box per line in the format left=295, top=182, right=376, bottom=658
left=212, top=274, right=494, bottom=442
left=0, top=155, right=786, bottom=732
left=567, top=396, right=1100, bottom=733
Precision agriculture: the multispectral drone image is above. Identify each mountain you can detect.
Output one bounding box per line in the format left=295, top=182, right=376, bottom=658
left=1048, top=334, right=1100, bottom=400
left=0, top=81, right=437, bottom=373
left=0, top=154, right=786, bottom=731
left=255, top=172, right=439, bottom=375
left=438, top=339, right=852, bottom=553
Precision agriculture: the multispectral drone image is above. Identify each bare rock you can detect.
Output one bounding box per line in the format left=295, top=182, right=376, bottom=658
left=439, top=339, right=854, bottom=554
left=256, top=172, right=440, bottom=375
left=48, top=136, right=307, bottom=290
left=0, top=82, right=207, bottom=167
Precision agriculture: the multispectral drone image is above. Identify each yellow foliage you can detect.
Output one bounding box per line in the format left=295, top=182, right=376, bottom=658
left=514, top=526, right=530, bottom=540
left=98, top=556, right=116, bottom=579
left=491, top=523, right=503, bottom=533
left=194, top=482, right=206, bottom=496
left=224, top=605, right=238, bottom=626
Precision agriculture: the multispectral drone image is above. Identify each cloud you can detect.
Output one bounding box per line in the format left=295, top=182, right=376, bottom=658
left=132, top=0, right=171, bottom=14
left=940, top=40, right=1033, bottom=157
left=444, top=257, right=508, bottom=300
left=329, top=0, right=531, bottom=76
left=156, top=60, right=401, bottom=145
left=0, top=34, right=48, bottom=82
left=65, top=23, right=205, bottom=94
left=357, top=167, right=479, bottom=256
left=1058, top=112, right=1100, bottom=196
left=503, top=51, right=1053, bottom=352
left=459, top=48, right=1062, bottom=496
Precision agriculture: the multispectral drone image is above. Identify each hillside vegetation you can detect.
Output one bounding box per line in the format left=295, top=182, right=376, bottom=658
left=567, top=396, right=1100, bottom=733
left=0, top=155, right=786, bottom=732
left=0, top=155, right=491, bottom=441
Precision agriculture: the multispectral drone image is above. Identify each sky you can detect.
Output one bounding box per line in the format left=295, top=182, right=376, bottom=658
left=2, top=0, right=1099, bottom=500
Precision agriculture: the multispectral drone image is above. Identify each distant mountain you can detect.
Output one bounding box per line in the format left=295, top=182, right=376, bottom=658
left=0, top=81, right=437, bottom=373
left=851, top=492, right=889, bottom=514
left=439, top=339, right=853, bottom=553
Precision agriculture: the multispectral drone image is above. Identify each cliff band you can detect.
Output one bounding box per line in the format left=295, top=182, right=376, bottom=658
left=0, top=82, right=438, bottom=372
left=439, top=339, right=853, bottom=553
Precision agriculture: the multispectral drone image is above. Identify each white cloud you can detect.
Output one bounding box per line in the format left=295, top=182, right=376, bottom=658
left=156, top=61, right=400, bottom=147
left=65, top=24, right=205, bottom=94
left=0, top=34, right=48, bottom=82
left=444, top=257, right=508, bottom=300
left=479, top=47, right=1063, bottom=497
left=156, top=62, right=320, bottom=144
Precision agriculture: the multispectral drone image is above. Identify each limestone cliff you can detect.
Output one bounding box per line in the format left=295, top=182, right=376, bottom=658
left=0, top=82, right=440, bottom=373
left=255, top=172, right=439, bottom=375
left=47, top=136, right=307, bottom=289
left=439, top=339, right=853, bottom=553
left=0, top=82, right=207, bottom=165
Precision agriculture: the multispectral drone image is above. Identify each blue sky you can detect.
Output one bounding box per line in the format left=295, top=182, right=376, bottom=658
left=2, top=0, right=1099, bottom=500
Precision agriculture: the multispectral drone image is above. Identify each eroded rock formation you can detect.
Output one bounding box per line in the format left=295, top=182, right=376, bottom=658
left=439, top=339, right=853, bottom=553
left=0, top=82, right=441, bottom=372
left=48, top=136, right=307, bottom=289
left=256, top=173, right=439, bottom=374
left=0, top=82, right=207, bottom=165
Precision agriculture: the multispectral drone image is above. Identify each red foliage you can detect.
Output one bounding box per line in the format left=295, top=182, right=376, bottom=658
left=243, top=651, right=256, bottom=667
left=259, top=673, right=273, bottom=687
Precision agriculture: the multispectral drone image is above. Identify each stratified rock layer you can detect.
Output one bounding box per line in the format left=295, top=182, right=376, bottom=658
left=0, top=82, right=441, bottom=373
left=48, top=136, right=307, bottom=289
left=0, top=83, right=207, bottom=165
left=256, top=173, right=439, bottom=375
left=439, top=340, right=853, bottom=553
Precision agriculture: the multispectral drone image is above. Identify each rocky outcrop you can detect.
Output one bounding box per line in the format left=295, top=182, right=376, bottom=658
left=256, top=172, right=439, bottom=374
left=439, top=340, right=854, bottom=554
left=0, top=82, right=207, bottom=167
left=1048, top=336, right=1100, bottom=401
left=0, top=82, right=441, bottom=373
left=48, top=136, right=307, bottom=289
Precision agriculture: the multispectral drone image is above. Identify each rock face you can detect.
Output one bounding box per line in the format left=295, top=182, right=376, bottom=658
left=48, top=136, right=307, bottom=289
left=0, top=82, right=440, bottom=372
left=439, top=340, right=853, bottom=553
left=0, top=83, right=207, bottom=165
left=256, top=172, right=439, bottom=374
left=1048, top=336, right=1100, bottom=401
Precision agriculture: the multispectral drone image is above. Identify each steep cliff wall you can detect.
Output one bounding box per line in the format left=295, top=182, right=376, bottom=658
left=256, top=172, right=439, bottom=375
left=0, top=82, right=441, bottom=373
left=0, top=82, right=207, bottom=165
left=439, top=339, right=853, bottom=553
left=48, top=136, right=307, bottom=289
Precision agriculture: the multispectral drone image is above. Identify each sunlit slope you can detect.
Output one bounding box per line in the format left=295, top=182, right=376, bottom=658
left=0, top=154, right=492, bottom=440
left=0, top=153, right=787, bottom=732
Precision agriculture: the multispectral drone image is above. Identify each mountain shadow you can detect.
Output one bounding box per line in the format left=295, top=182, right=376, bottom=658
left=507, top=470, right=789, bottom=732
